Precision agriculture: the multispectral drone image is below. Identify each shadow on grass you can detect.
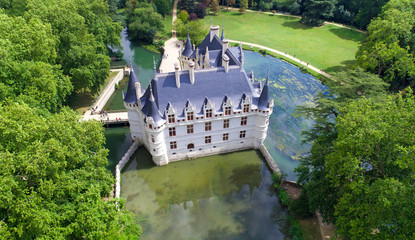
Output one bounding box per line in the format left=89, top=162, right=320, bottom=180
left=281, top=20, right=313, bottom=30
left=324, top=60, right=356, bottom=73
left=328, top=28, right=367, bottom=42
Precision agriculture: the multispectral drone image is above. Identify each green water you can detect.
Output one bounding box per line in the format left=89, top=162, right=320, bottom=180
left=121, top=148, right=288, bottom=239
left=104, top=127, right=131, bottom=173
left=103, top=77, right=128, bottom=111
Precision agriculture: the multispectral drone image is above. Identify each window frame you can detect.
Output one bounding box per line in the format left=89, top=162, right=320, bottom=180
left=223, top=119, right=230, bottom=128
left=187, top=124, right=194, bottom=134
left=169, top=127, right=176, bottom=137
left=205, top=136, right=212, bottom=144
left=205, top=122, right=212, bottom=131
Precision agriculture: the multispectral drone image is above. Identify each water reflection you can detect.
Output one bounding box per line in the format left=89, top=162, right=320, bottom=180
left=121, top=149, right=288, bottom=239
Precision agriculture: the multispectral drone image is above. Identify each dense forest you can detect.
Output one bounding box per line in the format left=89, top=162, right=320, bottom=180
left=0, top=0, right=142, bottom=238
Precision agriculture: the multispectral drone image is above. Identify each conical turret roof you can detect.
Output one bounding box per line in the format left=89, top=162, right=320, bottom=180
left=182, top=25, right=193, bottom=57
left=258, top=76, right=270, bottom=110
left=124, top=68, right=139, bottom=103
left=141, top=84, right=165, bottom=127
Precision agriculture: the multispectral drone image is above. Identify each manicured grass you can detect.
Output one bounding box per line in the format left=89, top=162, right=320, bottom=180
left=200, top=10, right=366, bottom=72
left=163, top=15, right=173, bottom=38
left=67, top=71, right=119, bottom=114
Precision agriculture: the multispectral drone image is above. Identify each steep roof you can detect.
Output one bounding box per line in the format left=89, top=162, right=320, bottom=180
left=182, top=33, right=193, bottom=57
left=124, top=68, right=139, bottom=103
left=258, top=77, right=270, bottom=110
left=141, top=86, right=165, bottom=127
left=149, top=66, right=258, bottom=115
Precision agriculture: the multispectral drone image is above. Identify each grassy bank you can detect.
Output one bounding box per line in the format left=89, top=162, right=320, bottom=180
left=201, top=10, right=366, bottom=72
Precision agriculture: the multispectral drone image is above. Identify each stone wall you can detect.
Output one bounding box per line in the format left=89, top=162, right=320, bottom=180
left=94, top=69, right=124, bottom=112
left=259, top=144, right=281, bottom=174
left=115, top=140, right=139, bottom=199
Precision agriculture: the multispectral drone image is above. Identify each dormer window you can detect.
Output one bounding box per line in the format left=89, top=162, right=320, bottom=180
left=206, top=109, right=212, bottom=118
left=168, top=114, right=175, bottom=123
left=225, top=106, right=232, bottom=115
left=243, top=104, right=249, bottom=113
left=187, top=111, right=194, bottom=121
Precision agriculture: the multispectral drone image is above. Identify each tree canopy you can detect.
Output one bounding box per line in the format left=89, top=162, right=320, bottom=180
left=0, top=103, right=142, bottom=239
left=174, top=19, right=209, bottom=45
left=301, top=0, right=336, bottom=26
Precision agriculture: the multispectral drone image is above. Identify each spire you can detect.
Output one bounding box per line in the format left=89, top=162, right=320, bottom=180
left=149, top=81, right=155, bottom=102
left=258, top=70, right=270, bottom=110
left=182, top=23, right=193, bottom=57
left=221, top=23, right=225, bottom=40
left=124, top=67, right=139, bottom=103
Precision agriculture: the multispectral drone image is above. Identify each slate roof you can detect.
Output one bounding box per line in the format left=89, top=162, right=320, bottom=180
left=141, top=87, right=165, bottom=127
left=141, top=67, right=259, bottom=117
left=182, top=33, right=193, bottom=57
left=124, top=68, right=139, bottom=103
left=257, top=77, right=270, bottom=110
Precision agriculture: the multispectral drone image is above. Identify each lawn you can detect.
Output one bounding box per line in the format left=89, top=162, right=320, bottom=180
left=199, top=10, right=366, bottom=72
left=67, top=71, right=119, bottom=114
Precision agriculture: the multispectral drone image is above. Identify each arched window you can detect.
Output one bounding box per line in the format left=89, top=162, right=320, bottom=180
left=187, top=143, right=195, bottom=149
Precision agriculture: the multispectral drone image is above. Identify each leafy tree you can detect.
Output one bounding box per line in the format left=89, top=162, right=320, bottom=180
left=177, top=10, right=189, bottom=23
left=178, top=0, right=195, bottom=13
left=174, top=19, right=209, bottom=45
left=154, top=0, right=170, bottom=17
left=210, top=0, right=220, bottom=14
left=288, top=0, right=303, bottom=15
left=194, top=3, right=207, bottom=18
left=301, top=0, right=336, bottom=26
left=326, top=90, right=415, bottom=239
left=0, top=103, right=142, bottom=239
left=227, top=0, right=236, bottom=9
left=239, top=0, right=248, bottom=13
left=128, top=2, right=165, bottom=43
left=354, top=0, right=389, bottom=29
left=356, top=0, right=415, bottom=90
left=295, top=68, right=389, bottom=223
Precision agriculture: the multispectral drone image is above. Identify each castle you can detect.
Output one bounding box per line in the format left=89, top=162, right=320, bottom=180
left=123, top=24, right=273, bottom=165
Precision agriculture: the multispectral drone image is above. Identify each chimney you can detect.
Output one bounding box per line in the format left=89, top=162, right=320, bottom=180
left=210, top=25, right=220, bottom=42
left=189, top=61, right=195, bottom=84
left=222, top=54, right=229, bottom=73
left=174, top=63, right=180, bottom=88
left=134, top=82, right=142, bottom=99
left=222, top=39, right=229, bottom=55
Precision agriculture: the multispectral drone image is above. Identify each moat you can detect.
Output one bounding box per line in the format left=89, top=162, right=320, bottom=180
left=104, top=30, right=326, bottom=239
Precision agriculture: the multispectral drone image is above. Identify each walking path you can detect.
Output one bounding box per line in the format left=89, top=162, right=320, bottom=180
left=159, top=0, right=183, bottom=73
left=228, top=40, right=332, bottom=79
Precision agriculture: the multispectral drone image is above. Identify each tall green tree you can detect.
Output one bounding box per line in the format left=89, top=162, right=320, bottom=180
left=210, top=0, right=220, bottom=14
left=0, top=103, right=142, bottom=239
left=128, top=2, right=165, bottom=43
left=174, top=19, right=209, bottom=45
left=295, top=68, right=389, bottom=222
left=301, top=0, right=336, bottom=26
left=240, top=0, right=248, bottom=13
left=356, top=0, right=415, bottom=89
left=154, top=0, right=171, bottom=17
left=326, top=90, right=415, bottom=239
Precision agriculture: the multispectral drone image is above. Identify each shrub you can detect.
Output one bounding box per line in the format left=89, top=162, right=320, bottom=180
left=259, top=49, right=267, bottom=56
left=277, top=187, right=291, bottom=207
left=177, top=10, right=189, bottom=23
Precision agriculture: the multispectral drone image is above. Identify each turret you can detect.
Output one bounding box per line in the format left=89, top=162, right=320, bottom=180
left=141, top=83, right=165, bottom=127
left=182, top=24, right=193, bottom=57
left=258, top=75, right=270, bottom=110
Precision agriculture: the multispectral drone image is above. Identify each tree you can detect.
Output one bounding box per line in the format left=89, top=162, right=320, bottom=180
left=288, top=0, right=303, bottom=15
left=128, top=2, right=165, bottom=43
left=326, top=90, right=415, bottom=239
left=295, top=68, right=389, bottom=223
left=354, top=0, right=389, bottom=29
left=174, top=19, right=209, bottom=45
left=356, top=0, right=415, bottom=90
left=194, top=3, right=207, bottom=18
left=301, top=0, right=336, bottom=26
left=178, top=0, right=195, bottom=13
left=210, top=0, right=220, bottom=14
left=177, top=10, right=189, bottom=23
left=154, top=0, right=170, bottom=17
left=227, top=0, right=236, bottom=9
left=0, top=103, right=142, bottom=239
left=239, top=0, right=248, bottom=13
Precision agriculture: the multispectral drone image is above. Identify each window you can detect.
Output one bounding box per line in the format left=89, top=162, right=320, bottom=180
left=240, top=130, right=246, bottom=138
left=151, top=135, right=155, bottom=143
left=187, top=124, right=194, bottom=134
left=168, top=114, right=175, bottom=123
left=148, top=124, right=153, bottom=129
left=187, top=143, right=194, bottom=149
left=205, top=136, right=211, bottom=144
left=187, top=111, right=194, bottom=121
left=206, top=109, right=212, bottom=118
left=243, top=104, right=249, bottom=113
left=169, top=127, right=176, bottom=136
left=225, top=106, right=232, bottom=115
left=241, top=117, right=247, bottom=126
left=170, top=141, right=177, bottom=149
left=223, top=119, right=229, bottom=128
left=223, top=133, right=229, bottom=141
left=205, top=122, right=212, bottom=131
